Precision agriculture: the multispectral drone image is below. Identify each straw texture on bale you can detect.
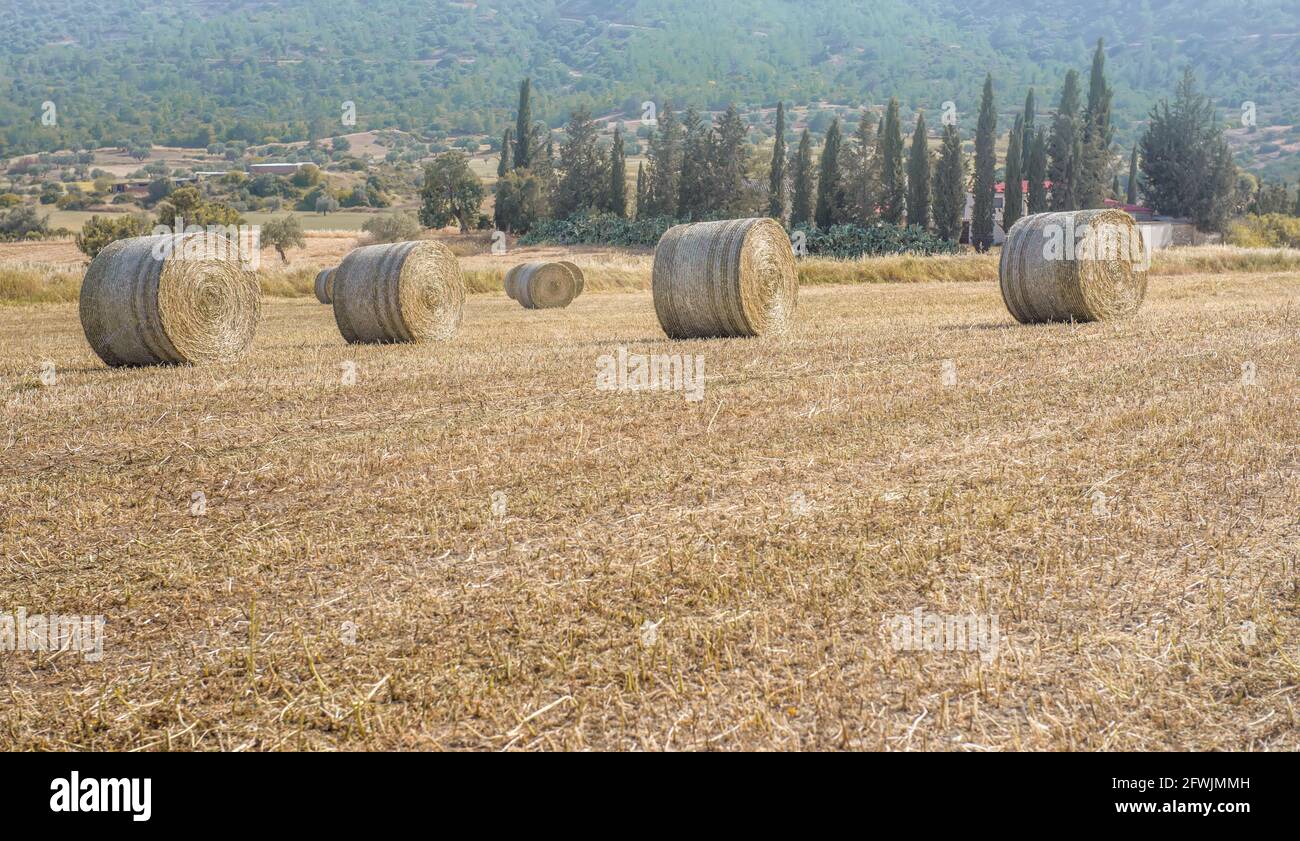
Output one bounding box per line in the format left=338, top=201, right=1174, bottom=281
left=556, top=260, right=585, bottom=297
left=510, top=261, right=579, bottom=309
left=652, top=217, right=798, bottom=339
left=79, top=232, right=260, bottom=367
left=314, top=268, right=335, bottom=304
left=999, top=209, right=1148, bottom=323
left=331, top=240, right=464, bottom=343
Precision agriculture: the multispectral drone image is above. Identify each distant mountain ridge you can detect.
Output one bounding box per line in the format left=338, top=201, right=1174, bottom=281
left=1, top=0, right=1297, bottom=177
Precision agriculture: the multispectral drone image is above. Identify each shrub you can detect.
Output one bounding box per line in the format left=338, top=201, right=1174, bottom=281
left=1225, top=214, right=1300, bottom=249
left=792, top=224, right=959, bottom=258
left=361, top=211, right=423, bottom=244
left=0, top=206, right=52, bottom=241
left=260, top=215, right=307, bottom=262
left=75, top=213, right=153, bottom=258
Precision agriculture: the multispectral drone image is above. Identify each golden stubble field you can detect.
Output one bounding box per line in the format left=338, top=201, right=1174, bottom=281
left=1, top=269, right=1298, bottom=750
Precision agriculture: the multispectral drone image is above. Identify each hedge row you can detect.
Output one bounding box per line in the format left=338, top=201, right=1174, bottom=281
left=521, top=213, right=959, bottom=258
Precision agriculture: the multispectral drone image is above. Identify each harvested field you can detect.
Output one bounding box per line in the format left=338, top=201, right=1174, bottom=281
left=1, top=267, right=1297, bottom=750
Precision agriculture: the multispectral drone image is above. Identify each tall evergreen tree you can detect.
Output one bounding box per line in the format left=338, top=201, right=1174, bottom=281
left=1022, top=88, right=1036, bottom=163
left=497, top=128, right=513, bottom=177
left=768, top=102, right=787, bottom=220
left=814, top=117, right=844, bottom=228
left=790, top=129, right=815, bottom=228
left=972, top=73, right=997, bottom=249
left=1079, top=39, right=1115, bottom=208
left=1140, top=68, right=1237, bottom=231
left=880, top=98, right=906, bottom=224
left=1048, top=70, right=1081, bottom=210
left=845, top=110, right=879, bottom=225
left=643, top=100, right=681, bottom=218
left=634, top=161, right=647, bottom=219
left=553, top=107, right=605, bottom=218
left=713, top=104, right=748, bottom=216
left=906, top=111, right=930, bottom=229
left=933, top=123, right=965, bottom=242
left=1027, top=128, right=1048, bottom=213
left=1126, top=144, right=1139, bottom=205
left=514, top=79, right=533, bottom=170
left=1003, top=115, right=1024, bottom=231
left=677, top=107, right=711, bottom=220
left=606, top=125, right=627, bottom=217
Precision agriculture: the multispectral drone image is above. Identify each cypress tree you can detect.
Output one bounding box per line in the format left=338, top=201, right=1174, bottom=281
left=814, top=117, right=843, bottom=228
left=714, top=104, right=748, bottom=216
left=634, top=162, right=647, bottom=219
left=906, top=110, right=930, bottom=229
left=1022, top=88, right=1036, bottom=163
left=972, top=73, right=997, bottom=249
left=1126, top=144, right=1139, bottom=205
left=768, top=102, right=787, bottom=220
left=880, top=98, right=906, bottom=224
left=643, top=100, right=681, bottom=218
left=514, top=79, right=532, bottom=170
left=553, top=107, right=604, bottom=219
left=498, top=128, right=513, bottom=177
left=1003, top=115, right=1024, bottom=231
left=677, top=107, right=710, bottom=220
left=1048, top=70, right=1081, bottom=210
left=790, top=129, right=815, bottom=228
left=1027, top=128, right=1048, bottom=213
left=1079, top=38, right=1114, bottom=208
left=847, top=110, right=878, bottom=225
left=607, top=126, right=627, bottom=217
left=933, top=123, right=965, bottom=242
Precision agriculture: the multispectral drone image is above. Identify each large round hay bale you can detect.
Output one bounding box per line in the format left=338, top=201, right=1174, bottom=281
left=556, top=260, right=584, bottom=297
left=999, top=209, right=1148, bottom=323
left=511, top=262, right=578, bottom=309
left=331, top=240, right=464, bottom=343
left=79, top=232, right=260, bottom=367
left=314, top=268, right=335, bottom=304
left=652, top=217, right=797, bottom=339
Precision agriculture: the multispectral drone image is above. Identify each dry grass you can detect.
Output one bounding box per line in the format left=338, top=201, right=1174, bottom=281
left=1, top=267, right=1297, bottom=751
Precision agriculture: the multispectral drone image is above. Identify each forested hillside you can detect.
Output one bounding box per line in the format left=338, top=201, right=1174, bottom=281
left=2, top=0, right=1297, bottom=176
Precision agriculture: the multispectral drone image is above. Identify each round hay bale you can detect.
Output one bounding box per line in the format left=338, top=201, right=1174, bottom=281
left=79, top=232, right=260, bottom=367
left=512, top=262, right=578, bottom=309
left=503, top=264, right=522, bottom=300
left=556, top=260, right=584, bottom=297
left=999, top=209, right=1148, bottom=323
left=314, top=268, right=335, bottom=304
left=652, top=217, right=798, bottom=339
left=331, top=240, right=464, bottom=343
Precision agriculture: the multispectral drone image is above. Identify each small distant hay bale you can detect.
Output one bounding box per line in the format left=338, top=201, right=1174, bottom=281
left=509, top=262, right=579, bottom=309
left=503, top=264, right=522, bottom=300
left=79, top=232, right=260, bottom=367
left=556, top=260, right=584, bottom=297
left=999, top=209, right=1148, bottom=323
left=331, top=240, right=464, bottom=343
left=314, top=268, right=335, bottom=304
left=652, top=217, right=797, bottom=339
